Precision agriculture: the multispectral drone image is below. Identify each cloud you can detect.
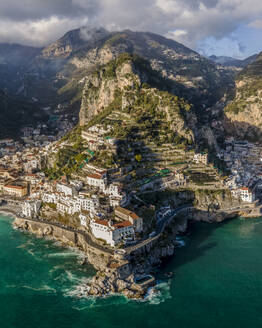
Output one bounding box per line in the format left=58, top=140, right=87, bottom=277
left=249, top=19, right=262, bottom=29
left=198, top=35, right=247, bottom=58
left=0, top=16, right=90, bottom=46
left=0, top=0, right=261, bottom=52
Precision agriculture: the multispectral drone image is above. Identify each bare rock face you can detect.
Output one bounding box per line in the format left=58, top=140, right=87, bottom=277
left=43, top=225, right=53, bottom=236
left=87, top=271, right=145, bottom=299
left=79, top=54, right=196, bottom=145
left=224, top=52, right=262, bottom=141
left=79, top=59, right=142, bottom=126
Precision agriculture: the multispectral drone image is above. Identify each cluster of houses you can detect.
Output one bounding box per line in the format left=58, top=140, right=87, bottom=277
left=20, top=172, right=142, bottom=247
left=3, top=122, right=262, bottom=249
left=89, top=206, right=143, bottom=247
left=219, top=138, right=262, bottom=203
left=81, top=124, right=118, bottom=151
left=193, top=153, right=208, bottom=165
left=15, top=158, right=141, bottom=247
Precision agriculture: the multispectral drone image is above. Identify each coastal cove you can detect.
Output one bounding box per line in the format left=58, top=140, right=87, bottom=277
left=1, top=214, right=262, bottom=328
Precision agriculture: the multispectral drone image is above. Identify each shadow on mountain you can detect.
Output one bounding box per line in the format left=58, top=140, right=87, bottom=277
left=0, top=90, right=49, bottom=139
left=223, top=115, right=262, bottom=142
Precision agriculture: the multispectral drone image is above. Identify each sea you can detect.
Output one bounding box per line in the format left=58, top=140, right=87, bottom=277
left=0, top=214, right=262, bottom=328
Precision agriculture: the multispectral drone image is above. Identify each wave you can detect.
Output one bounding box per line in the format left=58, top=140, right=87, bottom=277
left=25, top=248, right=43, bottom=261
left=144, top=280, right=172, bottom=305
left=7, top=284, right=56, bottom=293
left=17, top=240, right=35, bottom=249
left=175, top=238, right=186, bottom=247
left=63, top=274, right=94, bottom=299
left=46, top=251, right=80, bottom=258
left=21, top=285, right=57, bottom=293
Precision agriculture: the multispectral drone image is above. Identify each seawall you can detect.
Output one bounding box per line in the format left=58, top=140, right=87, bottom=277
left=13, top=217, right=114, bottom=271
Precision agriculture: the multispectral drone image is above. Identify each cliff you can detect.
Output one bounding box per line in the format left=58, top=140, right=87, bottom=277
left=224, top=52, right=262, bottom=140
left=13, top=216, right=187, bottom=299
left=79, top=53, right=195, bottom=143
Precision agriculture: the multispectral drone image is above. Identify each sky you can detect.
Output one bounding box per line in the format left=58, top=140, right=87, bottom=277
left=0, top=0, right=261, bottom=58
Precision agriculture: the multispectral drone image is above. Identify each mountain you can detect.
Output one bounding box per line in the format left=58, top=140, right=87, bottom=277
left=0, top=89, right=48, bottom=138
left=46, top=53, right=196, bottom=178
left=0, top=43, right=40, bottom=66
left=41, top=27, right=110, bottom=58
left=0, top=27, right=236, bottom=141
left=224, top=52, right=262, bottom=140
left=0, top=43, right=41, bottom=92
left=36, top=27, right=235, bottom=128
left=0, top=27, right=235, bottom=121
left=209, top=54, right=258, bottom=68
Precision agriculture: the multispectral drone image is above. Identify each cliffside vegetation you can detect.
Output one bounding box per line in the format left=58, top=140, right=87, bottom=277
left=45, top=53, right=196, bottom=178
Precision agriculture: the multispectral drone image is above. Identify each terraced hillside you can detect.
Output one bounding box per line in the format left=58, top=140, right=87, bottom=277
left=45, top=54, right=225, bottom=192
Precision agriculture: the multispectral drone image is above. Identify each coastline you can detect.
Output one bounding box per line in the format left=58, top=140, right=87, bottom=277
left=0, top=208, right=19, bottom=220
left=3, top=203, right=262, bottom=300
left=11, top=214, right=186, bottom=299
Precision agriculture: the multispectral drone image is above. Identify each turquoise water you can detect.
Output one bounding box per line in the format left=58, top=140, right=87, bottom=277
left=1, top=215, right=262, bottom=328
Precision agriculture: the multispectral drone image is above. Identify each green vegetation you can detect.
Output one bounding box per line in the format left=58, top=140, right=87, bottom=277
left=44, top=203, right=57, bottom=210
left=45, top=141, right=87, bottom=179
left=47, top=53, right=196, bottom=177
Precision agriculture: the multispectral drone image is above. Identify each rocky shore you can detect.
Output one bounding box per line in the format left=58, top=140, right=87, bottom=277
left=6, top=201, right=262, bottom=300
left=12, top=214, right=188, bottom=299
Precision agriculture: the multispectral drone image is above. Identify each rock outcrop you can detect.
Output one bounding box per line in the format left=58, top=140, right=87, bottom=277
left=79, top=53, right=195, bottom=143
left=13, top=217, right=184, bottom=299
left=224, top=52, right=262, bottom=141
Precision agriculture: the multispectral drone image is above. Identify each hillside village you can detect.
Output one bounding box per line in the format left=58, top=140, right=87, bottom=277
left=0, top=52, right=261, bottom=254
left=0, top=30, right=262, bottom=300
left=0, top=117, right=261, bottom=249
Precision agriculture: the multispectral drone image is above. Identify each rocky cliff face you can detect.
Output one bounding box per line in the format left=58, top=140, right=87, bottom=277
left=0, top=28, right=236, bottom=141
left=224, top=52, right=262, bottom=140
left=79, top=59, right=140, bottom=124
left=79, top=53, right=195, bottom=143
left=40, top=28, right=233, bottom=113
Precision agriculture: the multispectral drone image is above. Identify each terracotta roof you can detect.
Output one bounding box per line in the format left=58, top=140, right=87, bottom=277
left=241, top=187, right=249, bottom=191
left=94, top=219, right=109, bottom=227
left=130, top=212, right=139, bottom=220
left=87, top=173, right=103, bottom=180
left=113, top=221, right=132, bottom=229
left=115, top=206, right=139, bottom=220
left=115, top=206, right=131, bottom=216
left=4, top=185, right=26, bottom=190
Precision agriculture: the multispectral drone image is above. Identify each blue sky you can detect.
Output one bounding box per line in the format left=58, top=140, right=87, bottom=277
left=198, top=26, right=262, bottom=58
left=0, top=0, right=261, bottom=59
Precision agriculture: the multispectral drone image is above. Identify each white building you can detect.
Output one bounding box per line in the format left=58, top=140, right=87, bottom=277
left=231, top=187, right=255, bottom=203
left=86, top=173, right=107, bottom=191
left=90, top=219, right=135, bottom=247
left=193, top=153, right=208, bottom=165
left=75, top=195, right=100, bottom=214
left=56, top=182, right=77, bottom=197
left=42, top=192, right=57, bottom=204
left=70, top=180, right=83, bottom=191
left=23, top=159, right=39, bottom=172
left=79, top=214, right=89, bottom=228
left=240, top=187, right=255, bottom=203
left=22, top=200, right=42, bottom=218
